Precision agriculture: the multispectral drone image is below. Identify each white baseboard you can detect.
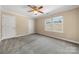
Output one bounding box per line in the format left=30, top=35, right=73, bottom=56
left=37, top=33, right=79, bottom=45
left=54, top=36, right=79, bottom=45
left=1, top=33, right=79, bottom=45
left=15, top=33, right=33, bottom=38
left=1, top=33, right=34, bottom=41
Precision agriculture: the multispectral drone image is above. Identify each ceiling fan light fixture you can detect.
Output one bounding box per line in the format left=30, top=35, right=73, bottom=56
left=27, top=5, right=44, bottom=15
left=33, top=10, right=38, bottom=15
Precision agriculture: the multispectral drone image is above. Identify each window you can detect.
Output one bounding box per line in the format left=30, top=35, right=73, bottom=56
left=45, top=16, right=64, bottom=33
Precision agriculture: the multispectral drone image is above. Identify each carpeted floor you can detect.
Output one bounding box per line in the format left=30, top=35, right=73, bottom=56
left=0, top=34, right=79, bottom=54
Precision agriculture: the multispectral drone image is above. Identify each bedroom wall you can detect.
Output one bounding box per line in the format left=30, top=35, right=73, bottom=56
left=1, top=10, right=34, bottom=39
left=0, top=6, right=1, bottom=40
left=77, top=8, right=79, bottom=41
left=35, top=8, right=79, bottom=43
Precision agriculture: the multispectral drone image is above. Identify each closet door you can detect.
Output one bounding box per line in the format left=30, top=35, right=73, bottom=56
left=2, top=15, right=16, bottom=39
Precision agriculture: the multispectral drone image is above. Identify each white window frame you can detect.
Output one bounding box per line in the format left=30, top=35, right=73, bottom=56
left=45, top=16, right=64, bottom=33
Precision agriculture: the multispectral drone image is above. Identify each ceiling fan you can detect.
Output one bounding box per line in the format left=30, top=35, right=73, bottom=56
left=27, top=5, right=44, bottom=15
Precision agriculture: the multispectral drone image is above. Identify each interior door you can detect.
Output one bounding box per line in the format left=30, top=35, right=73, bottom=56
left=2, top=15, right=16, bottom=39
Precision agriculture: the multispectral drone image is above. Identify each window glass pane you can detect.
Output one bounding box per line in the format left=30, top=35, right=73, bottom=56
left=45, top=16, right=64, bottom=33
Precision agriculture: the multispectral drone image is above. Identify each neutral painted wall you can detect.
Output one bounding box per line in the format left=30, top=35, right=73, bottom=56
left=0, top=6, right=1, bottom=40
left=77, top=8, right=79, bottom=41
left=35, top=8, right=79, bottom=43
left=1, top=10, right=35, bottom=39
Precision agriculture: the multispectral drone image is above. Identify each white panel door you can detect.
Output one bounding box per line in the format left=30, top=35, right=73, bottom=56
left=2, top=15, right=16, bottom=39
left=28, top=19, right=35, bottom=34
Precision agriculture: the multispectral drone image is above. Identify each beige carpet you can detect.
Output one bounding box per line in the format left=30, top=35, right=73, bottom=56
left=0, top=34, right=79, bottom=54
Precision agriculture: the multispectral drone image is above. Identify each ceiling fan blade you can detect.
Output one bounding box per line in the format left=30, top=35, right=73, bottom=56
left=28, top=10, right=33, bottom=12
left=27, top=5, right=37, bottom=9
left=32, top=5, right=37, bottom=8
left=38, top=6, right=43, bottom=9
left=27, top=5, right=33, bottom=8
left=38, top=11, right=44, bottom=14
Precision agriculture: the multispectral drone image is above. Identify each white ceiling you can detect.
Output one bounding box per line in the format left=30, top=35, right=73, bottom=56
left=1, top=5, right=79, bottom=18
